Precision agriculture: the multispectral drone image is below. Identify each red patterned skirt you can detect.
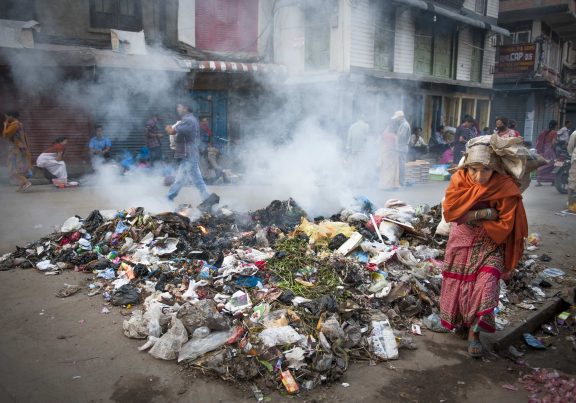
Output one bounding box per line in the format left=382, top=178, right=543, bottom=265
left=440, top=223, right=503, bottom=333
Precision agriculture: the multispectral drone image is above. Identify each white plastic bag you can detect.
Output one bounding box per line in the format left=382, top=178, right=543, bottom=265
left=368, top=319, right=399, bottom=360
left=259, top=326, right=303, bottom=347
left=123, top=310, right=149, bottom=339
left=379, top=221, right=403, bottom=243
left=177, top=329, right=233, bottom=363
left=61, top=216, right=82, bottom=233
left=147, top=317, right=189, bottom=360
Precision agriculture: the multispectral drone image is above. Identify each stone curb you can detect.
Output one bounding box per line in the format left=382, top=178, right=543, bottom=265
left=482, top=297, right=569, bottom=353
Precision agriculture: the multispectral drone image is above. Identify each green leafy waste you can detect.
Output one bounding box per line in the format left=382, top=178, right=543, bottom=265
left=267, top=237, right=341, bottom=300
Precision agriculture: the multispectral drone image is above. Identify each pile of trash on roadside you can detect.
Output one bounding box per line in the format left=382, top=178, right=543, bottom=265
left=0, top=196, right=572, bottom=395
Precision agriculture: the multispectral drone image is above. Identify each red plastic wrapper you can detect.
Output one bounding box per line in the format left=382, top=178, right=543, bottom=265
left=255, top=260, right=267, bottom=270
left=365, top=215, right=383, bottom=232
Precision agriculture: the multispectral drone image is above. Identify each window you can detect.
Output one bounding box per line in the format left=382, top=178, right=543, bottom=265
left=475, top=0, right=486, bottom=15
left=414, top=14, right=457, bottom=79
left=305, top=1, right=334, bottom=70
left=89, top=0, right=142, bottom=31
left=373, top=3, right=395, bottom=71
left=470, top=30, right=484, bottom=82
left=0, top=0, right=36, bottom=20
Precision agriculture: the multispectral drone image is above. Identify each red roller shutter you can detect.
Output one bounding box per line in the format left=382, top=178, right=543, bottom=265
left=21, top=99, right=92, bottom=166
left=195, top=0, right=259, bottom=53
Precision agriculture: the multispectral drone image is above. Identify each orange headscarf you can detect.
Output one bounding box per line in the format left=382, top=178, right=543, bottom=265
left=443, top=169, right=528, bottom=273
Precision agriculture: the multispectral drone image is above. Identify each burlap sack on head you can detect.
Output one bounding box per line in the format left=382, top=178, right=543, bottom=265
left=489, top=133, right=529, bottom=180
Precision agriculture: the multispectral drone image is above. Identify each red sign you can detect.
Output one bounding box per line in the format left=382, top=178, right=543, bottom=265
left=496, top=44, right=536, bottom=76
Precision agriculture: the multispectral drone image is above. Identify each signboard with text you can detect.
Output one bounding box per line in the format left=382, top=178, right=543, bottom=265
left=495, top=44, right=536, bottom=76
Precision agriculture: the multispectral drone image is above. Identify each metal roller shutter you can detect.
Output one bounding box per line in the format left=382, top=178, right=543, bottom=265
left=491, top=95, right=527, bottom=135
left=18, top=99, right=92, bottom=166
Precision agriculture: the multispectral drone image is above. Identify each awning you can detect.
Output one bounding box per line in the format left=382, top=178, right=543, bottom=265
left=185, top=60, right=287, bottom=74
left=0, top=45, right=190, bottom=72
left=392, top=0, right=511, bottom=36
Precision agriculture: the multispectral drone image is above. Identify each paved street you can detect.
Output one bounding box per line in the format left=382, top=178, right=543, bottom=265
left=0, top=180, right=574, bottom=402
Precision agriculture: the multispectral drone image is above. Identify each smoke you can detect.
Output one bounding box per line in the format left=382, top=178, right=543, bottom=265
left=3, top=14, right=411, bottom=220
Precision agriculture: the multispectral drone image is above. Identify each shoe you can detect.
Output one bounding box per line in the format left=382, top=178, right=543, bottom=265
left=197, top=193, right=220, bottom=213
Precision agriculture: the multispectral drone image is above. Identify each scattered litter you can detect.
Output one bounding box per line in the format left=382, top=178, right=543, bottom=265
left=55, top=284, right=81, bottom=298
left=1, top=198, right=572, bottom=393
left=540, top=268, right=565, bottom=278
left=523, top=333, right=546, bottom=349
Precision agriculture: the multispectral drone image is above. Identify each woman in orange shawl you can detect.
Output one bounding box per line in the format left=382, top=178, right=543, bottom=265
left=3, top=111, right=32, bottom=192
left=441, top=135, right=528, bottom=357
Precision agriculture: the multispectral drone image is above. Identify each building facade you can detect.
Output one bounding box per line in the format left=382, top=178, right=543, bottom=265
left=0, top=0, right=280, bottom=173
left=491, top=0, right=576, bottom=143
left=270, top=0, right=509, bottom=140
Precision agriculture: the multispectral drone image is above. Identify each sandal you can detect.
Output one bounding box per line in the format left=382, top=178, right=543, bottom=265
left=468, top=340, right=483, bottom=357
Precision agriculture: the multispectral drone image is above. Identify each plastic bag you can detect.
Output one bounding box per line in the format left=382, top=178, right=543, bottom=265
left=259, top=326, right=303, bottom=347
left=422, top=313, right=448, bottom=333
left=320, top=316, right=345, bottom=342
left=111, top=284, right=140, bottom=306
left=368, top=319, right=398, bottom=360
left=61, top=216, right=82, bottom=233
left=379, top=221, right=403, bottom=243
left=149, top=318, right=189, bottom=360
left=146, top=303, right=163, bottom=338
left=295, top=218, right=355, bottom=246
left=177, top=329, right=233, bottom=363
left=177, top=299, right=229, bottom=334
left=123, top=310, right=148, bottom=339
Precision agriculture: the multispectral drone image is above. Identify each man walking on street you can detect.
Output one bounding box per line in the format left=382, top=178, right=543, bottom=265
left=166, top=103, right=218, bottom=210
left=392, top=110, right=411, bottom=186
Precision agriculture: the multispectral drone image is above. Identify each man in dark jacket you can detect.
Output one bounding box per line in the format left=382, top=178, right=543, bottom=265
left=167, top=103, right=217, bottom=208
left=453, top=116, right=475, bottom=164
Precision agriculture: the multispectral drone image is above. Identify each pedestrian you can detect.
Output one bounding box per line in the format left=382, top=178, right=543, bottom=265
left=556, top=120, right=572, bottom=155
left=567, top=128, right=576, bottom=208
left=508, top=119, right=522, bottom=138
left=346, top=114, right=370, bottom=158
left=409, top=127, right=427, bottom=160
left=392, top=110, right=411, bottom=186
left=2, top=111, right=32, bottom=192
left=145, top=114, right=163, bottom=165
left=199, top=117, right=212, bottom=153
left=440, top=135, right=528, bottom=357
left=36, top=136, right=78, bottom=188
left=453, top=116, right=475, bottom=164
left=463, top=114, right=479, bottom=137
left=535, top=120, right=558, bottom=186
left=89, top=125, right=112, bottom=164
left=378, top=121, right=400, bottom=190
left=494, top=116, right=518, bottom=138
left=166, top=103, right=218, bottom=209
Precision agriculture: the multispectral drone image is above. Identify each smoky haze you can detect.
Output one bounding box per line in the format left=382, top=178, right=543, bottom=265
left=3, top=28, right=409, bottom=219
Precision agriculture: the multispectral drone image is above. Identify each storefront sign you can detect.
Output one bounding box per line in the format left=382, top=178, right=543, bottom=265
left=496, top=44, right=536, bottom=75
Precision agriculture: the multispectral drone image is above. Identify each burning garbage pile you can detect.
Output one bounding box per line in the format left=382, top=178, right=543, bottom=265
left=0, top=197, right=571, bottom=395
